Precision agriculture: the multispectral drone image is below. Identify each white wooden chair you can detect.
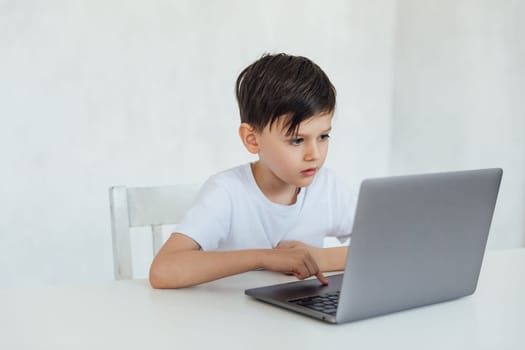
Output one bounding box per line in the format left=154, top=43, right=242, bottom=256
left=109, top=184, right=201, bottom=280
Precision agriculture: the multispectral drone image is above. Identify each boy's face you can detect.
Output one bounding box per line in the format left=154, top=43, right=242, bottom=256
left=253, top=112, right=333, bottom=188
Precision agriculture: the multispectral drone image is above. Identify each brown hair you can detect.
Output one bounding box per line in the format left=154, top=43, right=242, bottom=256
left=235, top=53, right=336, bottom=136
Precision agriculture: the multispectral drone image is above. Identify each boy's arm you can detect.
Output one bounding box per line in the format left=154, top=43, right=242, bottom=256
left=149, top=233, right=328, bottom=289
left=275, top=241, right=348, bottom=272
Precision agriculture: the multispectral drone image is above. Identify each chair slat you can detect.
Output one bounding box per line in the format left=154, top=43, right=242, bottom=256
left=109, top=184, right=200, bottom=280
left=152, top=225, right=164, bottom=255
left=109, top=186, right=133, bottom=280
left=127, top=184, right=201, bottom=227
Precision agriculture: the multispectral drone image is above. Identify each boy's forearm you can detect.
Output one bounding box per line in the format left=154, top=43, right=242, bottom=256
left=317, top=246, right=348, bottom=272
left=150, top=249, right=268, bottom=289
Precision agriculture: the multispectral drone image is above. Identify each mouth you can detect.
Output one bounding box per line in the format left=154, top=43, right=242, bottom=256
left=300, top=167, right=317, bottom=176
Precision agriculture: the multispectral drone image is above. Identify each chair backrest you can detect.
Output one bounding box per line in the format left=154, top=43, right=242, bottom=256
left=109, top=184, right=201, bottom=280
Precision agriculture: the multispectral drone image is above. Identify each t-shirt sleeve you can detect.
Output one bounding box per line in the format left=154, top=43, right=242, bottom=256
left=328, top=175, right=357, bottom=244
left=174, top=177, right=232, bottom=251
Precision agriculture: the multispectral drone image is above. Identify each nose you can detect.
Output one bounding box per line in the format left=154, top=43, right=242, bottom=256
left=304, top=141, right=320, bottom=161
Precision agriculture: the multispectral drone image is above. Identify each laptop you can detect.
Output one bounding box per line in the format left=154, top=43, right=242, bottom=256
left=245, top=168, right=503, bottom=324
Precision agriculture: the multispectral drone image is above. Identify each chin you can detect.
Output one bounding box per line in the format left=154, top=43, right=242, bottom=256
left=296, top=177, right=315, bottom=188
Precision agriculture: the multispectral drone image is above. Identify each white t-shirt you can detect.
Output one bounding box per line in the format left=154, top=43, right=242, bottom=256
left=175, top=163, right=356, bottom=251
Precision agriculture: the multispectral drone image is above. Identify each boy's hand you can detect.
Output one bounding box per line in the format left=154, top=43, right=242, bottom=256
left=275, top=240, right=323, bottom=265
left=267, top=242, right=328, bottom=285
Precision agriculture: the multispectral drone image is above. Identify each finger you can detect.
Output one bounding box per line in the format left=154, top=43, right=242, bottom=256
left=302, top=255, right=328, bottom=285
left=316, top=272, right=329, bottom=285
left=275, top=241, right=291, bottom=249
left=293, top=264, right=309, bottom=280
left=302, top=254, right=318, bottom=277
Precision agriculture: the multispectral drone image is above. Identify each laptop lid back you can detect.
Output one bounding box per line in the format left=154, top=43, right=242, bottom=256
left=336, top=168, right=502, bottom=323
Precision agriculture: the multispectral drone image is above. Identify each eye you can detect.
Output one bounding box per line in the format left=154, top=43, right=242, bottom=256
left=319, top=134, right=330, bottom=141
left=290, top=137, right=304, bottom=145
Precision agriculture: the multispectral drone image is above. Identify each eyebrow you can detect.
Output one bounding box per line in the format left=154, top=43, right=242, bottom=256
left=294, top=127, right=332, bottom=137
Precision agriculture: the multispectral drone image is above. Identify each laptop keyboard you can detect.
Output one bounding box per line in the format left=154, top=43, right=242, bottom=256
left=288, top=291, right=340, bottom=315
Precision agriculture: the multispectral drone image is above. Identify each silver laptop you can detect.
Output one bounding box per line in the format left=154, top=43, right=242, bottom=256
left=245, top=168, right=502, bottom=324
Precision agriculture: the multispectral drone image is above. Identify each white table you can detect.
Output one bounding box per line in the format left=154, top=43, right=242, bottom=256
left=1, top=249, right=524, bottom=350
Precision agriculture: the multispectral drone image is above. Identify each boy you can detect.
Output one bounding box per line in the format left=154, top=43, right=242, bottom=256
left=149, top=53, right=355, bottom=289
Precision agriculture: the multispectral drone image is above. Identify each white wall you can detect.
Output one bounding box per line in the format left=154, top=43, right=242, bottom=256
left=2, top=1, right=523, bottom=287
left=0, top=0, right=396, bottom=286
left=390, top=0, right=525, bottom=248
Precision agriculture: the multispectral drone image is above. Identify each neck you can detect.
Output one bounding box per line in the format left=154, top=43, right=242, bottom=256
left=250, top=162, right=299, bottom=205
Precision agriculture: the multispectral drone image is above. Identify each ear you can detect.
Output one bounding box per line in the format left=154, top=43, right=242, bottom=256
left=239, top=123, right=260, bottom=154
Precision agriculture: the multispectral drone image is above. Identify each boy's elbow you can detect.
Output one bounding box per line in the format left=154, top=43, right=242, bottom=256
left=149, top=264, right=168, bottom=289
left=149, top=258, right=187, bottom=289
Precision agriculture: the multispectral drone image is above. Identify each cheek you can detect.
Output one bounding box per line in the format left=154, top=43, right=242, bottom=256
left=265, top=146, right=297, bottom=169
left=269, top=148, right=291, bottom=166
left=321, top=143, right=329, bottom=155
left=260, top=142, right=284, bottom=163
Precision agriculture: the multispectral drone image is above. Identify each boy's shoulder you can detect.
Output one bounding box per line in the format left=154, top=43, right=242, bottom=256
left=209, top=163, right=249, bottom=180
left=203, top=163, right=252, bottom=191
left=310, top=166, right=341, bottom=188
left=309, top=167, right=354, bottom=201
